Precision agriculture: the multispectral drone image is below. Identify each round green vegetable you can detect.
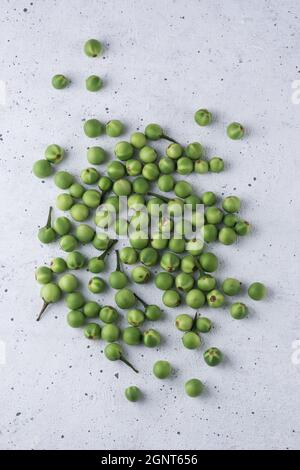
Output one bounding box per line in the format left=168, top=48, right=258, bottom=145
left=38, top=207, right=56, bottom=244
left=67, top=310, right=85, bottom=328
left=175, top=314, right=193, bottom=331
left=52, top=74, right=69, bottom=89
left=222, top=196, right=241, bottom=213
left=194, top=109, right=212, bottom=126
left=100, top=306, right=119, bottom=324
left=86, top=75, right=103, bottom=92
left=84, top=39, right=102, bottom=57
left=130, top=132, right=147, bottom=149
left=122, top=327, right=142, bottom=346
left=35, top=266, right=53, bottom=285
left=207, top=289, right=225, bottom=308
left=37, top=283, right=62, bottom=321
left=230, top=302, right=248, bottom=320
left=209, top=157, right=224, bottom=173
left=143, top=329, right=161, bottom=348
left=204, top=347, right=223, bottom=366
left=114, top=141, right=134, bottom=161
left=54, top=171, right=74, bottom=189
left=218, top=227, right=237, bottom=245
left=33, top=159, right=53, bottom=178
left=65, top=292, right=85, bottom=310
left=125, top=386, right=141, bottom=402
left=115, top=288, right=136, bottom=309
left=196, top=317, right=212, bottom=333
left=84, top=323, right=101, bottom=339
left=153, top=360, right=171, bottom=379
left=84, top=119, right=103, bottom=138
left=162, top=289, right=181, bottom=307
left=199, top=252, right=218, bottom=272
left=248, top=282, right=267, bottom=301
left=185, top=378, right=204, bottom=397
left=106, top=120, right=124, bottom=137
left=50, top=257, right=67, bottom=274
left=227, top=122, right=244, bottom=140
left=45, top=144, right=64, bottom=164
left=58, top=273, right=78, bottom=293
left=222, top=278, right=241, bottom=296
left=83, top=301, right=101, bottom=318
left=182, top=331, right=201, bottom=349
left=101, top=324, right=120, bottom=342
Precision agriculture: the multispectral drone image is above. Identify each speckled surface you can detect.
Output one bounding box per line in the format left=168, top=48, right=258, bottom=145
left=0, top=0, right=300, bottom=451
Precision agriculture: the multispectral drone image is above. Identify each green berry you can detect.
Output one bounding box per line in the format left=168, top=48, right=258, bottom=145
left=35, top=266, right=53, bottom=285
left=248, top=282, right=267, bottom=301
left=122, top=327, right=142, bottom=346
left=175, top=314, right=193, bottom=331
left=106, top=120, right=124, bottom=137
left=125, top=386, right=141, bottom=402
left=182, top=332, right=201, bottom=349
left=54, top=171, right=74, bottom=189
left=86, top=75, right=103, bottom=92
left=52, top=74, right=69, bottom=89
left=130, top=132, right=147, bottom=149
left=84, top=323, right=101, bottom=340
left=162, top=290, right=181, bottom=307
left=32, top=159, right=53, bottom=178
left=204, top=347, right=223, bottom=366
left=185, top=379, right=204, bottom=397
left=143, top=329, right=161, bottom=348
left=101, top=324, right=120, bottom=342
left=196, top=317, right=212, bottom=333
left=83, top=301, right=101, bottom=318
left=218, top=227, right=237, bottom=245
left=194, top=109, right=212, bottom=126
left=99, top=306, right=119, bottom=324
left=222, top=196, right=241, bottom=213
left=153, top=360, right=171, bottom=379
left=230, top=302, right=248, bottom=319
left=84, top=119, right=104, bottom=138
left=209, top=157, right=224, bottom=173
left=45, top=144, right=64, bottom=164
left=67, top=310, right=85, bottom=328
left=185, top=142, right=203, bottom=160
left=114, top=141, right=134, bottom=161
left=58, top=273, right=78, bottom=293
left=84, top=39, right=102, bottom=57
left=87, top=146, right=106, bottom=165
left=227, top=122, right=244, bottom=140
left=222, top=278, right=241, bottom=296
left=207, top=289, right=225, bottom=308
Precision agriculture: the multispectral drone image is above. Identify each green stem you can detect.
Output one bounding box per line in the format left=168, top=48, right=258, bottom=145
left=46, top=206, right=53, bottom=228
left=191, top=312, right=198, bottom=331
left=97, top=239, right=117, bottom=260
left=134, top=293, right=148, bottom=308
left=148, top=192, right=170, bottom=203
left=99, top=190, right=108, bottom=206
left=162, top=134, right=178, bottom=144
left=120, top=356, right=139, bottom=373
left=115, top=249, right=122, bottom=272
left=36, top=301, right=49, bottom=321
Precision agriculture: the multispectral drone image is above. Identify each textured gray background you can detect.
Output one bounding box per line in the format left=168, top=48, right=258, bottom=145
left=0, top=0, right=299, bottom=450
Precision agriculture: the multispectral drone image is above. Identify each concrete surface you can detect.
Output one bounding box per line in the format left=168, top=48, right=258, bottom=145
left=0, top=0, right=299, bottom=450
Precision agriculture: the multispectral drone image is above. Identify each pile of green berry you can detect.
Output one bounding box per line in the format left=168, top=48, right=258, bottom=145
left=33, top=39, right=267, bottom=401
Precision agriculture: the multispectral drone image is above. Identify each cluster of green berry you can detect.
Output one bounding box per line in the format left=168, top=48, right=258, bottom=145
left=33, top=39, right=267, bottom=401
